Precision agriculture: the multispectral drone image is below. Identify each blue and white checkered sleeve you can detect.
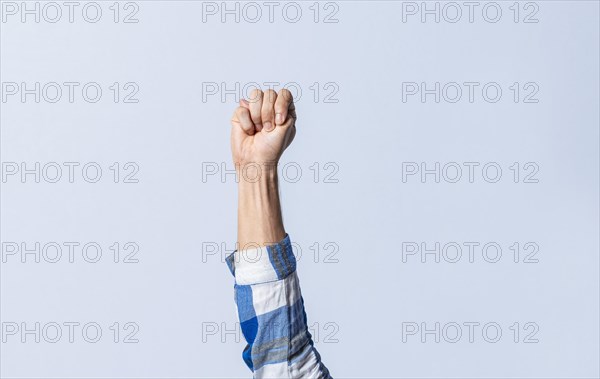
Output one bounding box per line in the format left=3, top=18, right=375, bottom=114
left=226, top=234, right=332, bottom=378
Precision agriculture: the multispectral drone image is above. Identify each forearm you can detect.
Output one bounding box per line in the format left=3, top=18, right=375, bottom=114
left=226, top=89, right=331, bottom=378
left=237, top=163, right=285, bottom=249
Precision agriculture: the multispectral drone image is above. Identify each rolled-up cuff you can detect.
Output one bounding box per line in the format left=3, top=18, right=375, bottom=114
left=225, top=234, right=297, bottom=285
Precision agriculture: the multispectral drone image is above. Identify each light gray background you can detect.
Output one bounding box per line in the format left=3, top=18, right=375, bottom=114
left=1, top=1, right=599, bottom=377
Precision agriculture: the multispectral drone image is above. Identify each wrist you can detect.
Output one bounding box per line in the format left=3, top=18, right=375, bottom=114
left=236, top=161, right=285, bottom=248
left=236, top=161, right=279, bottom=186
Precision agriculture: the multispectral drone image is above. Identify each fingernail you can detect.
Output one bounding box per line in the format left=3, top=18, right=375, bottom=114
left=264, top=121, right=273, bottom=131
left=275, top=113, right=283, bottom=124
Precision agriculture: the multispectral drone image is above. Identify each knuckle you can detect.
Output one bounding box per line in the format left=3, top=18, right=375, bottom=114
left=249, top=89, right=263, bottom=103
left=236, top=106, right=249, bottom=117
left=263, top=89, right=277, bottom=103
left=279, top=88, right=292, bottom=102
left=233, top=107, right=242, bottom=118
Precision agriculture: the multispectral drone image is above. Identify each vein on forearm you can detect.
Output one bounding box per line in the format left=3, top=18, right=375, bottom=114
left=237, top=164, right=285, bottom=249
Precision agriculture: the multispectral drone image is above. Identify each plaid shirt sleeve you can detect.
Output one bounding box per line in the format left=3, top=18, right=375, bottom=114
left=226, top=234, right=332, bottom=378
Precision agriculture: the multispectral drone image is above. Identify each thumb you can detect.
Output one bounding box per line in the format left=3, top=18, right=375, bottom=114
left=231, top=106, right=254, bottom=148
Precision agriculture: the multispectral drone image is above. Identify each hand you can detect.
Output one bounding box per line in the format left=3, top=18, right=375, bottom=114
left=231, top=89, right=293, bottom=246
left=230, top=89, right=297, bottom=167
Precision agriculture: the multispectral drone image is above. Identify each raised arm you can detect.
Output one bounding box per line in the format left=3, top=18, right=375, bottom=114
left=226, top=89, right=332, bottom=378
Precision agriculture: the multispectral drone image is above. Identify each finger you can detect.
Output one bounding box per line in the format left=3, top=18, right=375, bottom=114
left=232, top=106, right=255, bottom=136
left=275, top=89, right=293, bottom=126
left=281, top=100, right=297, bottom=128
left=239, top=99, right=250, bottom=109
left=261, top=89, right=277, bottom=132
left=248, top=89, right=263, bottom=132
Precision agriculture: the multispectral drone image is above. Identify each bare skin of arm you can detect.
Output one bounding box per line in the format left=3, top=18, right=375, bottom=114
left=231, top=88, right=296, bottom=248
left=228, top=89, right=331, bottom=377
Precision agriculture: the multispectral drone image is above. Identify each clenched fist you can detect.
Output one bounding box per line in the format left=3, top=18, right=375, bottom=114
left=230, top=89, right=297, bottom=167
